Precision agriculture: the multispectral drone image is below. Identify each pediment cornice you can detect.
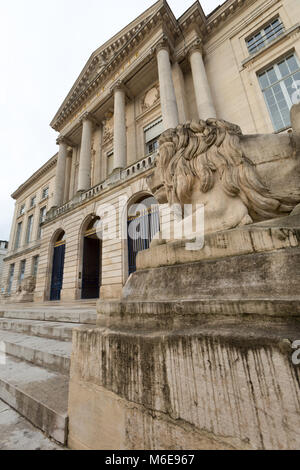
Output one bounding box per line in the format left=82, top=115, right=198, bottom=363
left=50, top=0, right=257, bottom=132
left=51, top=0, right=180, bottom=132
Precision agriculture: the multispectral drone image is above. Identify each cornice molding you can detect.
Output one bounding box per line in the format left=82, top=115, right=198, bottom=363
left=56, top=135, right=74, bottom=147
left=11, top=155, right=57, bottom=200
left=50, top=0, right=259, bottom=132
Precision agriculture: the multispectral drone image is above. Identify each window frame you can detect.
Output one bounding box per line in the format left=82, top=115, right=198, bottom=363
left=19, top=259, right=26, bottom=284
left=42, top=187, right=49, bottom=200
left=144, top=117, right=163, bottom=157
left=246, top=17, right=285, bottom=55
left=7, top=264, right=15, bottom=294
left=26, top=215, right=34, bottom=244
left=258, top=53, right=300, bottom=132
left=37, top=206, right=47, bottom=240
left=14, top=222, right=23, bottom=250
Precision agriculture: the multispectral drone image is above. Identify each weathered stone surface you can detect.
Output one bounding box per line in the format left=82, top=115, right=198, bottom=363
left=126, top=247, right=300, bottom=303
left=68, top=321, right=300, bottom=450
left=137, top=221, right=300, bottom=270
left=0, top=399, right=63, bottom=450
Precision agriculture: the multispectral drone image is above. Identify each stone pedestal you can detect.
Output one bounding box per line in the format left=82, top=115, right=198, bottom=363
left=67, top=215, right=300, bottom=450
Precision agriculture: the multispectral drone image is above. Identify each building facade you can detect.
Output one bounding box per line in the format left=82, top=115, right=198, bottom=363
left=2, top=0, right=300, bottom=303
left=0, top=241, right=8, bottom=288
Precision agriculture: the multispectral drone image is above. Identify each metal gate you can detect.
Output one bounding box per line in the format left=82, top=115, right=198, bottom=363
left=50, top=241, right=65, bottom=301
left=128, top=206, right=160, bottom=275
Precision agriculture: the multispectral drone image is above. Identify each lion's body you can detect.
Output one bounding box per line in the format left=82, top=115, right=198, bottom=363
left=148, top=114, right=300, bottom=235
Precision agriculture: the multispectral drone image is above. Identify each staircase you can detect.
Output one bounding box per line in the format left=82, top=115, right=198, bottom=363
left=0, top=303, right=97, bottom=445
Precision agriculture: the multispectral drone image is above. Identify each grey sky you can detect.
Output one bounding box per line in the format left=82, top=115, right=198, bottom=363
left=0, top=0, right=221, bottom=240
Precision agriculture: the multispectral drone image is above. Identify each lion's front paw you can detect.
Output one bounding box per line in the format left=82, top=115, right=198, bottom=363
left=238, top=214, right=253, bottom=227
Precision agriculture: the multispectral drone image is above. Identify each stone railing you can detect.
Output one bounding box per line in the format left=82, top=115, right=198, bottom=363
left=45, top=153, right=157, bottom=222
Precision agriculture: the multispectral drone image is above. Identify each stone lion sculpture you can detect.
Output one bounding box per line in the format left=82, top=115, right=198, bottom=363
left=17, top=276, right=36, bottom=295
left=148, top=105, right=300, bottom=237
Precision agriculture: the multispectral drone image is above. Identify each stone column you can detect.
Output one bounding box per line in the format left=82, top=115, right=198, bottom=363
left=63, top=151, right=72, bottom=203
left=69, top=147, right=77, bottom=200
left=77, top=113, right=94, bottom=192
left=93, top=124, right=103, bottom=185
left=188, top=42, right=216, bottom=120
left=156, top=40, right=179, bottom=130
left=112, top=82, right=127, bottom=170
left=53, top=137, right=69, bottom=208
left=172, top=62, right=189, bottom=123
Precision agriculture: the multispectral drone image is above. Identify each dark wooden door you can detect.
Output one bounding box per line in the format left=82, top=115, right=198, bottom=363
left=50, top=244, right=65, bottom=301
left=82, top=237, right=101, bottom=299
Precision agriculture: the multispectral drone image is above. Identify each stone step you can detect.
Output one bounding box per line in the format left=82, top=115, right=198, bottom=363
left=0, top=330, right=71, bottom=375
left=0, top=318, right=79, bottom=342
left=0, top=308, right=96, bottom=324
left=0, top=353, right=69, bottom=444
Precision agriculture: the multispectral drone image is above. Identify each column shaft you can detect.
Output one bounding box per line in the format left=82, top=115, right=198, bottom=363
left=189, top=49, right=216, bottom=120
left=156, top=47, right=179, bottom=130
left=113, top=87, right=127, bottom=170
left=63, top=152, right=72, bottom=203
left=78, top=117, right=93, bottom=192
left=172, top=62, right=189, bottom=123
left=54, top=140, right=68, bottom=207
left=69, top=147, right=77, bottom=200
left=94, top=124, right=103, bottom=184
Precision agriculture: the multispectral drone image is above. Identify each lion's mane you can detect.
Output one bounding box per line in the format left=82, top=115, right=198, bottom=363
left=157, top=119, right=299, bottom=221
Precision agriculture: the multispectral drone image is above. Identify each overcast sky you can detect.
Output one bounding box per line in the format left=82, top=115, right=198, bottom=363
left=0, top=0, right=221, bottom=240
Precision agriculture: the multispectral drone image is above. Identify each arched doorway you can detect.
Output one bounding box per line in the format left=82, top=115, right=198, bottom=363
left=50, top=231, right=66, bottom=301
left=81, top=217, right=102, bottom=299
left=127, top=195, right=160, bottom=275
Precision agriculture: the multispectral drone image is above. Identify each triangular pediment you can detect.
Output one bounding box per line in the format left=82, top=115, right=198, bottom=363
left=51, top=0, right=172, bottom=130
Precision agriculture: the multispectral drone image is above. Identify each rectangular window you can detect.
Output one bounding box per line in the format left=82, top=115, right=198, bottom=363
left=37, top=206, right=47, bottom=240
left=32, top=255, right=39, bottom=277
left=42, top=187, right=49, bottom=199
left=144, top=117, right=163, bottom=156
left=19, top=204, right=25, bottom=216
left=19, top=260, right=26, bottom=284
left=26, top=215, right=34, bottom=244
left=246, top=18, right=284, bottom=55
left=107, top=151, right=114, bottom=176
left=15, top=222, right=22, bottom=250
left=258, top=54, right=300, bottom=131
left=7, top=264, right=15, bottom=294
left=30, top=196, right=36, bottom=208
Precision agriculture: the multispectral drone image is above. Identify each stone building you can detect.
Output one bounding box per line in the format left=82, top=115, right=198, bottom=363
left=2, top=0, right=300, bottom=304
left=0, top=241, right=8, bottom=287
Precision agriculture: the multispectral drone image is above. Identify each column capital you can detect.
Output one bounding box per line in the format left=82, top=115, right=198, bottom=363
left=110, top=80, right=126, bottom=95
left=186, top=39, right=203, bottom=59
left=153, top=35, right=171, bottom=55
left=79, top=112, right=99, bottom=126
left=56, top=135, right=73, bottom=147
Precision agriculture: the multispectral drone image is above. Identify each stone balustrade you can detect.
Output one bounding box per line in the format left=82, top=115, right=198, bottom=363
left=45, top=153, right=157, bottom=223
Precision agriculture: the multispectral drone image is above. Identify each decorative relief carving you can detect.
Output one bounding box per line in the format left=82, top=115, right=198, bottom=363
left=141, top=84, right=160, bottom=112
left=103, top=112, right=114, bottom=144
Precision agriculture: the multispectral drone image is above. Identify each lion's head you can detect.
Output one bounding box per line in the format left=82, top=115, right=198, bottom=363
left=150, top=119, right=300, bottom=223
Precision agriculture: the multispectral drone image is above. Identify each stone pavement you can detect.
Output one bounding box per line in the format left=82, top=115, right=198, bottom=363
left=0, top=399, right=63, bottom=450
